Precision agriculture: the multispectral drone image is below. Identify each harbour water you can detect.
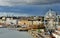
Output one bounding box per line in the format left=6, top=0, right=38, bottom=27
left=0, top=28, right=33, bottom=38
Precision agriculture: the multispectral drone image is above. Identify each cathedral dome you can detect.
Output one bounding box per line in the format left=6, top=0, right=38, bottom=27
left=45, top=9, right=57, bottom=19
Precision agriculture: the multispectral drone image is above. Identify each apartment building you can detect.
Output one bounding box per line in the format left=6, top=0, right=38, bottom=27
left=17, top=16, right=44, bottom=29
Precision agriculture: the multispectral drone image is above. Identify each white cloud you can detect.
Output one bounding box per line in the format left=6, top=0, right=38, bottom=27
left=0, top=0, right=60, bottom=6
left=0, top=12, right=30, bottom=16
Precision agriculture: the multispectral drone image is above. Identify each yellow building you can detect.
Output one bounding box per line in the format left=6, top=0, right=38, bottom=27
left=18, top=20, right=32, bottom=27
left=18, top=16, right=44, bottom=29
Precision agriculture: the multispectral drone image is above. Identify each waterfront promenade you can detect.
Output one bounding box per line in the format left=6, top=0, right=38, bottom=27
left=28, top=29, right=54, bottom=38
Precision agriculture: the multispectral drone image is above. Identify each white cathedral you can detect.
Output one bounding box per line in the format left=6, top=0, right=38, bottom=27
left=44, top=9, right=60, bottom=38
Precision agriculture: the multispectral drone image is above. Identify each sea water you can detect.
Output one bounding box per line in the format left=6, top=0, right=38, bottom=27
left=0, top=28, right=33, bottom=38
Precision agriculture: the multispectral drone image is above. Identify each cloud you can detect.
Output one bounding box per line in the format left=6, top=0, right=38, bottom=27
left=0, top=12, right=30, bottom=16
left=0, top=4, right=60, bottom=16
left=0, top=0, right=60, bottom=6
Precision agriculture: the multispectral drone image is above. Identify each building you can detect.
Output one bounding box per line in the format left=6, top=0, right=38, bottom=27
left=5, top=17, right=17, bottom=26
left=0, top=9, right=60, bottom=29
left=44, top=9, right=57, bottom=30
left=44, top=9, right=60, bottom=30
left=44, top=10, right=60, bottom=38
left=18, top=16, right=44, bottom=29
left=0, top=16, right=18, bottom=27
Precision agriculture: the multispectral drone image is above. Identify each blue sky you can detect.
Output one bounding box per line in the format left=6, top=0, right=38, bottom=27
left=0, top=0, right=60, bottom=16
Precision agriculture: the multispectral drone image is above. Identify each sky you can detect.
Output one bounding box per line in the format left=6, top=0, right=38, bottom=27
left=0, top=0, right=60, bottom=16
